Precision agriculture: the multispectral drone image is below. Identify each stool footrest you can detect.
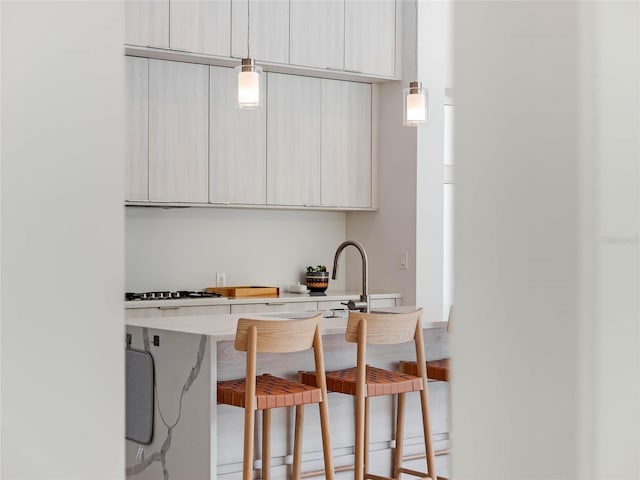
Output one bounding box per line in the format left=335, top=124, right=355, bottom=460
left=397, top=466, right=432, bottom=479
left=402, top=447, right=450, bottom=462
left=365, top=473, right=407, bottom=480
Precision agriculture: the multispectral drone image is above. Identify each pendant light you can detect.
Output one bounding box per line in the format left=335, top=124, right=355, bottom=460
left=403, top=81, right=427, bottom=126
left=236, top=1, right=262, bottom=109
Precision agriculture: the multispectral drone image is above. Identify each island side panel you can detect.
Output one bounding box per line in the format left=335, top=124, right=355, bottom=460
left=126, top=326, right=212, bottom=480
left=215, top=327, right=449, bottom=479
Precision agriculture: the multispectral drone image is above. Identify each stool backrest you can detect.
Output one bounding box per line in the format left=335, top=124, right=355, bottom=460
left=235, top=314, right=322, bottom=353
left=233, top=313, right=330, bottom=418
left=345, top=309, right=423, bottom=345
left=345, top=309, right=427, bottom=380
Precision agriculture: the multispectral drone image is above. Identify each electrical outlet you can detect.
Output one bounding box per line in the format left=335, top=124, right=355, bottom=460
left=216, top=272, right=226, bottom=287
left=400, top=251, right=409, bottom=270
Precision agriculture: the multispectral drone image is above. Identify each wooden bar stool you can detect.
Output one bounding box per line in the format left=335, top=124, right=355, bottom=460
left=399, top=306, right=452, bottom=478
left=217, top=314, right=334, bottom=480
left=299, top=308, right=436, bottom=480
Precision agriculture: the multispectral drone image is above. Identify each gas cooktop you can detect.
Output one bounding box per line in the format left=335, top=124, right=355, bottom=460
left=125, top=291, right=222, bottom=301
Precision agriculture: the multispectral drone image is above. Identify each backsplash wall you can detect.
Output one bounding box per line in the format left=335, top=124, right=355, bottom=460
left=125, top=207, right=347, bottom=292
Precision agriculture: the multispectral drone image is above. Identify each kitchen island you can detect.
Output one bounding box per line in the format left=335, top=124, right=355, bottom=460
left=125, top=307, right=450, bottom=480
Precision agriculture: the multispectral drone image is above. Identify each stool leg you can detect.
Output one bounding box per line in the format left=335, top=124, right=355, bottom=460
left=243, top=407, right=255, bottom=480
left=394, top=392, right=406, bottom=478
left=318, top=398, right=335, bottom=480
left=419, top=387, right=437, bottom=480
left=293, top=405, right=304, bottom=479
left=355, top=392, right=365, bottom=480
left=262, top=409, right=271, bottom=480
left=364, top=396, right=370, bottom=475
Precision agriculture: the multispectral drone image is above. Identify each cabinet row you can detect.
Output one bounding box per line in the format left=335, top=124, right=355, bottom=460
left=126, top=0, right=397, bottom=79
left=125, top=297, right=398, bottom=320
left=126, top=56, right=375, bottom=209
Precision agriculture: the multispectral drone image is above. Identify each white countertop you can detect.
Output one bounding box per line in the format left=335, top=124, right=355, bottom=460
left=125, top=306, right=448, bottom=341
left=124, top=291, right=401, bottom=309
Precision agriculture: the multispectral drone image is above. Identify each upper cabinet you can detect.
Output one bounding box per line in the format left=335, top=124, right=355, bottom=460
left=209, top=66, right=267, bottom=205
left=321, top=80, right=372, bottom=208
left=266, top=74, right=372, bottom=208
left=231, top=0, right=289, bottom=64
left=125, top=0, right=398, bottom=80
left=289, top=0, right=344, bottom=70
left=345, top=0, right=396, bottom=77
left=170, top=1, right=231, bottom=56
left=148, top=60, right=209, bottom=203
left=126, top=58, right=375, bottom=210
left=126, top=56, right=149, bottom=202
left=267, top=73, right=322, bottom=206
left=125, top=0, right=169, bottom=48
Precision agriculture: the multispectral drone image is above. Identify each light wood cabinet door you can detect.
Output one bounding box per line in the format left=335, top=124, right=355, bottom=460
left=267, top=73, right=322, bottom=206
left=126, top=56, right=149, bottom=202
left=125, top=0, right=169, bottom=48
left=231, top=0, right=289, bottom=64
left=170, top=0, right=231, bottom=56
left=290, top=0, right=344, bottom=70
left=209, top=66, right=266, bottom=205
left=321, top=79, right=372, bottom=208
left=345, top=0, right=396, bottom=77
left=148, top=59, right=209, bottom=203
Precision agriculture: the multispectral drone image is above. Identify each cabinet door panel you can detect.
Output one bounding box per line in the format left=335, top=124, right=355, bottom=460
left=170, top=0, right=231, bottom=56
left=125, top=0, right=169, bottom=48
left=126, top=56, right=149, bottom=201
left=267, top=73, right=322, bottom=206
left=210, top=66, right=266, bottom=204
left=321, top=80, right=372, bottom=208
left=231, top=0, right=289, bottom=64
left=149, top=60, right=209, bottom=203
left=290, top=0, right=344, bottom=70
left=345, top=0, right=396, bottom=77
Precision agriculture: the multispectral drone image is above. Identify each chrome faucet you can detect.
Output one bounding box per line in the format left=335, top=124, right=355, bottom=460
left=332, top=240, right=370, bottom=313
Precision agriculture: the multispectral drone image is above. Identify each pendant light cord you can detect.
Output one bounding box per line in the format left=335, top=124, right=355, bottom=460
left=414, top=0, right=418, bottom=80
left=247, top=0, right=251, bottom=58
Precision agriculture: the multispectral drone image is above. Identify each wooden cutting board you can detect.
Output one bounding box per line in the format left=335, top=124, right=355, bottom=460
left=205, top=286, right=280, bottom=298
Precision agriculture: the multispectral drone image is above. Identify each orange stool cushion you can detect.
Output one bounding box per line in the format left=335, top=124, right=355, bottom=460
left=300, top=365, right=424, bottom=398
left=218, top=373, right=322, bottom=410
left=399, top=358, right=450, bottom=382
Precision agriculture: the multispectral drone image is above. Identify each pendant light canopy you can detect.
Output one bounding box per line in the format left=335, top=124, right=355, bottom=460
left=403, top=81, right=427, bottom=126
left=236, top=58, right=262, bottom=109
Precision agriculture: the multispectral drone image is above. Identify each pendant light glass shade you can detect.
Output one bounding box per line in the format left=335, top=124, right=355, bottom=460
left=403, top=81, right=427, bottom=126
left=236, top=58, right=262, bottom=109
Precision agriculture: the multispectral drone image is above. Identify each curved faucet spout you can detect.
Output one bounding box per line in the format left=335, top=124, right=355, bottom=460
left=332, top=240, right=369, bottom=313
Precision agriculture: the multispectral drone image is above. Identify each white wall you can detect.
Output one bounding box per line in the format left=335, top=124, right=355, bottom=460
left=346, top=0, right=419, bottom=305
left=126, top=207, right=347, bottom=292
left=453, top=2, right=639, bottom=479
left=1, top=1, right=125, bottom=478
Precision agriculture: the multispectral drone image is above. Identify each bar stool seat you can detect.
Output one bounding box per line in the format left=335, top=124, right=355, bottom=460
left=217, top=314, right=334, bottom=480
left=218, top=373, right=323, bottom=409
left=399, top=358, right=450, bottom=383
left=300, top=309, right=437, bottom=480
left=301, top=365, right=424, bottom=397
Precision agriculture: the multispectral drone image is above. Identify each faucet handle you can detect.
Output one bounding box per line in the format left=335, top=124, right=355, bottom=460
left=342, top=300, right=368, bottom=312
